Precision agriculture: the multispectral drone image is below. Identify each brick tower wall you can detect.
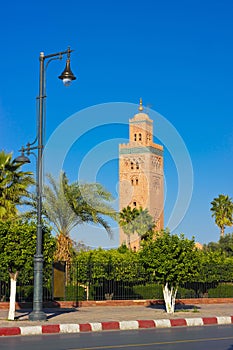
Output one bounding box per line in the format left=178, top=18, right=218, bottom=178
left=119, top=110, right=164, bottom=250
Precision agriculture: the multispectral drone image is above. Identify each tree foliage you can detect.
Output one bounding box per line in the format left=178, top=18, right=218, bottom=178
left=210, top=194, right=233, bottom=237
left=0, top=219, right=56, bottom=283
left=119, top=206, right=155, bottom=246
left=204, top=233, right=233, bottom=257
left=75, top=247, right=140, bottom=283
left=133, top=207, right=155, bottom=239
left=139, top=229, right=200, bottom=313
left=218, top=234, right=233, bottom=256
left=43, top=172, right=117, bottom=263
left=64, top=174, right=116, bottom=236
left=198, top=249, right=233, bottom=282
left=0, top=150, right=34, bottom=220
left=140, top=229, right=200, bottom=287
left=119, top=206, right=139, bottom=246
left=200, top=236, right=233, bottom=282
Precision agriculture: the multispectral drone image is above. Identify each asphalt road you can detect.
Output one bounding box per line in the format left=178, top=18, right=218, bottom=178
left=1, top=325, right=233, bottom=350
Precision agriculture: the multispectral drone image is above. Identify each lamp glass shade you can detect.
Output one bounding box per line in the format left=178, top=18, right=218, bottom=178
left=58, top=59, right=76, bottom=85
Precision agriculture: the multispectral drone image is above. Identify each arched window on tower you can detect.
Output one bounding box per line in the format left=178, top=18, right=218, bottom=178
left=131, top=162, right=134, bottom=170
left=134, top=134, right=137, bottom=141
left=136, top=162, right=139, bottom=170
left=135, top=178, right=138, bottom=185
left=133, top=201, right=137, bottom=207
left=131, top=178, right=134, bottom=185
left=139, top=133, right=142, bottom=141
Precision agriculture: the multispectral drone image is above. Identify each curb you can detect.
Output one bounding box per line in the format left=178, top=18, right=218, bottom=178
left=0, top=316, right=233, bottom=336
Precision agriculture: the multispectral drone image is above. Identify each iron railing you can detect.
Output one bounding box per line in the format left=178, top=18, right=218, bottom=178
left=1, top=263, right=233, bottom=302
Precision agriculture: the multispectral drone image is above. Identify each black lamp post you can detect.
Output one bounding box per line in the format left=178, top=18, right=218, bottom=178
left=15, top=47, right=76, bottom=321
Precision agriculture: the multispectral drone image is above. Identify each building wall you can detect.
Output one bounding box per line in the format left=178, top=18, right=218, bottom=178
left=119, top=106, right=164, bottom=250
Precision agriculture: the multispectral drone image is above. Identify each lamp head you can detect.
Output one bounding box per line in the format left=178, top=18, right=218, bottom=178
left=58, top=58, right=76, bottom=86
left=14, top=152, right=31, bottom=164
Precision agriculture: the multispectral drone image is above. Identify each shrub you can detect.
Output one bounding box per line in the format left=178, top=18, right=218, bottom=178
left=133, top=283, right=163, bottom=299
left=208, top=283, right=233, bottom=298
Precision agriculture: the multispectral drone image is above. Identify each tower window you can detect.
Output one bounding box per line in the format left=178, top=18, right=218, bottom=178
left=131, top=162, right=134, bottom=169
left=131, top=179, right=134, bottom=185
left=136, top=162, right=139, bottom=170
left=133, top=201, right=137, bottom=206
left=139, top=133, right=142, bottom=141
left=134, top=134, right=137, bottom=141
left=136, top=178, right=138, bottom=185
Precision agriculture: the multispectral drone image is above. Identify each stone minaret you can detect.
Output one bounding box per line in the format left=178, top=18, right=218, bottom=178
left=119, top=99, right=164, bottom=250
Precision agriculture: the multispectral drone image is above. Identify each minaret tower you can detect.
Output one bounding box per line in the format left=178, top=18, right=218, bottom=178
left=119, top=99, right=164, bottom=250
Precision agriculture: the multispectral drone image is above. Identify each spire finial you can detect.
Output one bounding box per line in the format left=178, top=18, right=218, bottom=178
left=138, top=98, right=143, bottom=112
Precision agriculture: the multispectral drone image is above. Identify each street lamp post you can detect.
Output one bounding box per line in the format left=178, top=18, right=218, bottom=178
left=15, top=47, right=76, bottom=321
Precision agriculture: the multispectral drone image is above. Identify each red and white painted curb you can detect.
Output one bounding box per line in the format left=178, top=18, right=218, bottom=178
left=0, top=316, right=233, bottom=336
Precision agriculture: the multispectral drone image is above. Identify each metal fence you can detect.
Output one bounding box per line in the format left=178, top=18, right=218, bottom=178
left=1, top=262, right=233, bottom=302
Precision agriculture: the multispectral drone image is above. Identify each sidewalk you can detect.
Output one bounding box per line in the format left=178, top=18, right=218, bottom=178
left=0, top=303, right=233, bottom=336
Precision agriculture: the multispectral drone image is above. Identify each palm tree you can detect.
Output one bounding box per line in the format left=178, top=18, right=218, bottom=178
left=119, top=206, right=139, bottom=247
left=211, top=194, right=233, bottom=237
left=133, top=207, right=155, bottom=240
left=43, top=172, right=116, bottom=265
left=0, top=150, right=34, bottom=220
left=119, top=206, right=156, bottom=248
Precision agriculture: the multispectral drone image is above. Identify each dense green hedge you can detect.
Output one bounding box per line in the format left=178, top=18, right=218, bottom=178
left=2, top=280, right=233, bottom=302
left=54, top=282, right=233, bottom=301
left=208, top=283, right=233, bottom=298
left=132, top=284, right=163, bottom=299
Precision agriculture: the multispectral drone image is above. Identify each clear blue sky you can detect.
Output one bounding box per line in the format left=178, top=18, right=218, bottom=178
left=1, top=0, right=233, bottom=248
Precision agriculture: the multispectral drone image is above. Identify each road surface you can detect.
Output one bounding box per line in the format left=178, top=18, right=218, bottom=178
left=0, top=325, right=233, bottom=350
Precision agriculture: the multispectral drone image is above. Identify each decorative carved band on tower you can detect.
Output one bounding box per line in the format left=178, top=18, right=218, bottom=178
left=119, top=100, right=164, bottom=250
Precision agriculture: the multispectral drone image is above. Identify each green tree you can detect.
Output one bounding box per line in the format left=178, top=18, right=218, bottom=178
left=65, top=175, right=116, bottom=235
left=204, top=233, right=233, bottom=257
left=0, top=219, right=55, bottom=282
left=43, top=172, right=116, bottom=265
left=0, top=150, right=34, bottom=220
left=133, top=207, right=155, bottom=240
left=119, top=206, right=155, bottom=248
left=210, top=194, right=233, bottom=237
left=119, top=206, right=139, bottom=247
left=198, top=248, right=233, bottom=282
left=0, top=219, right=55, bottom=319
left=139, top=229, right=200, bottom=313
left=75, top=247, right=140, bottom=300
left=219, top=234, right=233, bottom=256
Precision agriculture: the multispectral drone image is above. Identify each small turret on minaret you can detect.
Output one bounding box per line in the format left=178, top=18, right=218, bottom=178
left=138, top=98, right=144, bottom=112
left=128, top=98, right=154, bottom=146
